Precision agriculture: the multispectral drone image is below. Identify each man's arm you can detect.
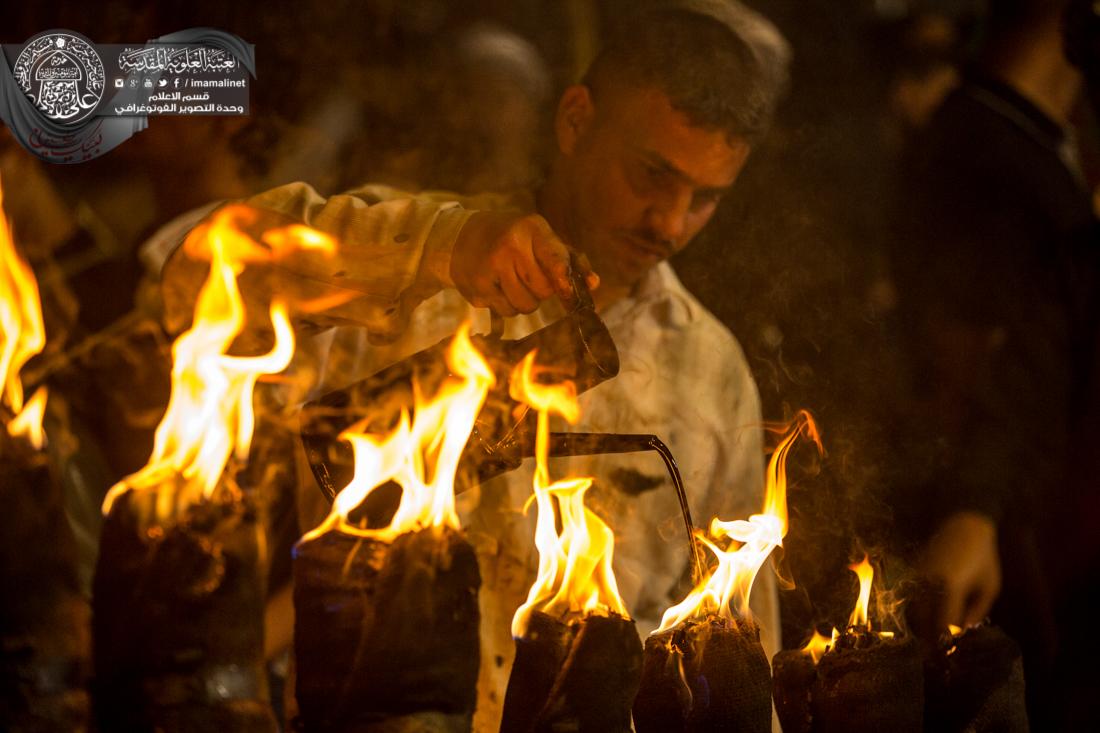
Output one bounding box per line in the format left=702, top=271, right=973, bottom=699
left=161, top=182, right=594, bottom=344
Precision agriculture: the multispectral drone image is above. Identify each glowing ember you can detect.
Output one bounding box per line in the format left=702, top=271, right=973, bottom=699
left=511, top=350, right=628, bottom=638
left=0, top=176, right=48, bottom=450
left=302, top=323, right=495, bottom=542
left=656, top=410, right=822, bottom=633
left=103, top=206, right=334, bottom=523
left=848, top=554, right=875, bottom=630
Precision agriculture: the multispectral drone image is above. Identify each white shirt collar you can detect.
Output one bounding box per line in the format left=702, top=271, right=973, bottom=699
left=600, top=261, right=698, bottom=329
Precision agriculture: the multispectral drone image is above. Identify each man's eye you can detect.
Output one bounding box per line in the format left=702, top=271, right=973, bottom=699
left=692, top=191, right=723, bottom=209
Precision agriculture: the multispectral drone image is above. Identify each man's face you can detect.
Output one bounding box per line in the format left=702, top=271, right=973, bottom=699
left=552, top=84, right=751, bottom=290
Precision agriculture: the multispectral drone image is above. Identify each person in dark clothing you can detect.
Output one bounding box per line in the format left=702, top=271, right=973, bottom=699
left=891, top=0, right=1099, bottom=726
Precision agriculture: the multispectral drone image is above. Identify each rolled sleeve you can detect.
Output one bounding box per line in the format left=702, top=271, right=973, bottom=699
left=162, top=182, right=477, bottom=343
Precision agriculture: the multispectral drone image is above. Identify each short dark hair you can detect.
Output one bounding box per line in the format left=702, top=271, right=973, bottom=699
left=583, top=8, right=777, bottom=143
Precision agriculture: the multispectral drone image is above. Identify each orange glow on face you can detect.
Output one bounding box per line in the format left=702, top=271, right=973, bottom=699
left=656, top=410, right=821, bottom=633
left=847, top=555, right=874, bottom=631
left=0, top=176, right=48, bottom=450
left=302, top=323, right=495, bottom=542
left=510, top=350, right=627, bottom=637
left=103, top=207, right=333, bottom=522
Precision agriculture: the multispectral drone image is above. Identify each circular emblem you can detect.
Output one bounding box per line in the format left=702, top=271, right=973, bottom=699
left=13, top=31, right=105, bottom=125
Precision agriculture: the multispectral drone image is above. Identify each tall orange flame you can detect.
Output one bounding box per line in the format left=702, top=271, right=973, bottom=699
left=302, top=323, right=495, bottom=542
left=847, top=555, right=874, bottom=630
left=511, top=350, right=628, bottom=638
left=656, top=410, right=821, bottom=633
left=0, top=175, right=48, bottom=450
left=103, top=206, right=334, bottom=523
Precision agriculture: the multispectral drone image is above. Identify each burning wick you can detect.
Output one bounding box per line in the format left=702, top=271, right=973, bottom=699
left=633, top=411, right=822, bottom=733
left=0, top=175, right=48, bottom=451
left=301, top=322, right=495, bottom=542
left=798, top=554, right=898, bottom=666
left=509, top=349, right=628, bottom=636
left=92, top=206, right=333, bottom=732
left=500, top=350, right=641, bottom=733
left=774, top=555, right=924, bottom=733
left=293, top=324, right=492, bottom=732
left=656, top=410, right=822, bottom=632
left=102, top=206, right=334, bottom=524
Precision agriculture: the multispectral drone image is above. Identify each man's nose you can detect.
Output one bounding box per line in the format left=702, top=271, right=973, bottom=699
left=644, top=188, right=692, bottom=244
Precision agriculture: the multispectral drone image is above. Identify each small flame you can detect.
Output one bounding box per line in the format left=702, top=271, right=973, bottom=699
left=302, top=323, right=495, bottom=542
left=948, top=623, right=963, bottom=636
left=656, top=410, right=821, bottom=633
left=8, top=385, right=47, bottom=450
left=801, top=556, right=895, bottom=666
left=103, top=206, right=334, bottom=522
left=511, top=350, right=627, bottom=637
left=0, top=176, right=48, bottom=449
left=848, top=555, right=875, bottom=630
left=801, top=629, right=834, bottom=664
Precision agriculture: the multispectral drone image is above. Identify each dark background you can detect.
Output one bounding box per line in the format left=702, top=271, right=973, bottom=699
left=1, top=0, right=1097, bottom=725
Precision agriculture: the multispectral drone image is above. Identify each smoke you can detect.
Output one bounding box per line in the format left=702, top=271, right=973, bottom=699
left=670, top=0, right=960, bottom=644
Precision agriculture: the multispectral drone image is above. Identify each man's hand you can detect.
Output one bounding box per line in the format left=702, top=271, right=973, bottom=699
left=450, top=211, right=598, bottom=316
left=919, top=511, right=1002, bottom=630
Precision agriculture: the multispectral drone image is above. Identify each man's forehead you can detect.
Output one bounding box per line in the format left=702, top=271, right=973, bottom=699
left=600, top=85, right=750, bottom=187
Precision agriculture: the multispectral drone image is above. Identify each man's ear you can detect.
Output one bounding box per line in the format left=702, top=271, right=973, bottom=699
left=555, top=84, right=595, bottom=156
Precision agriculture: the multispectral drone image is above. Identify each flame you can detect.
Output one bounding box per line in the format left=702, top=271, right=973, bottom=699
left=656, top=410, right=821, bottom=633
left=103, top=206, right=334, bottom=522
left=800, top=556, right=897, bottom=666
left=511, top=350, right=627, bottom=637
left=947, top=623, right=963, bottom=636
left=8, top=385, right=47, bottom=450
left=802, top=629, right=834, bottom=664
left=302, top=323, right=495, bottom=542
left=847, top=555, right=874, bottom=630
left=0, top=176, right=48, bottom=449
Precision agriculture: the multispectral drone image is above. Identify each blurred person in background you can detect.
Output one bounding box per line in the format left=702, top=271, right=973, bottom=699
left=890, top=0, right=1100, bottom=726
left=667, top=0, right=976, bottom=645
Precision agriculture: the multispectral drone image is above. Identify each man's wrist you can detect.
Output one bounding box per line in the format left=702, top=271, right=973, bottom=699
left=428, top=206, right=478, bottom=290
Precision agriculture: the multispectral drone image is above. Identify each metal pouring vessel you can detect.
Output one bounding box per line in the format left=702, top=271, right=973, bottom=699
left=299, top=268, right=620, bottom=503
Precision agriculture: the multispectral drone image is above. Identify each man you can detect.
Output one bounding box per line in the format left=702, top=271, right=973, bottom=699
left=163, top=2, right=789, bottom=729
left=891, top=0, right=1099, bottom=727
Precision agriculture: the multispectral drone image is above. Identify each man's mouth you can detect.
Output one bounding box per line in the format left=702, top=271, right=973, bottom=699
left=620, top=234, right=672, bottom=260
